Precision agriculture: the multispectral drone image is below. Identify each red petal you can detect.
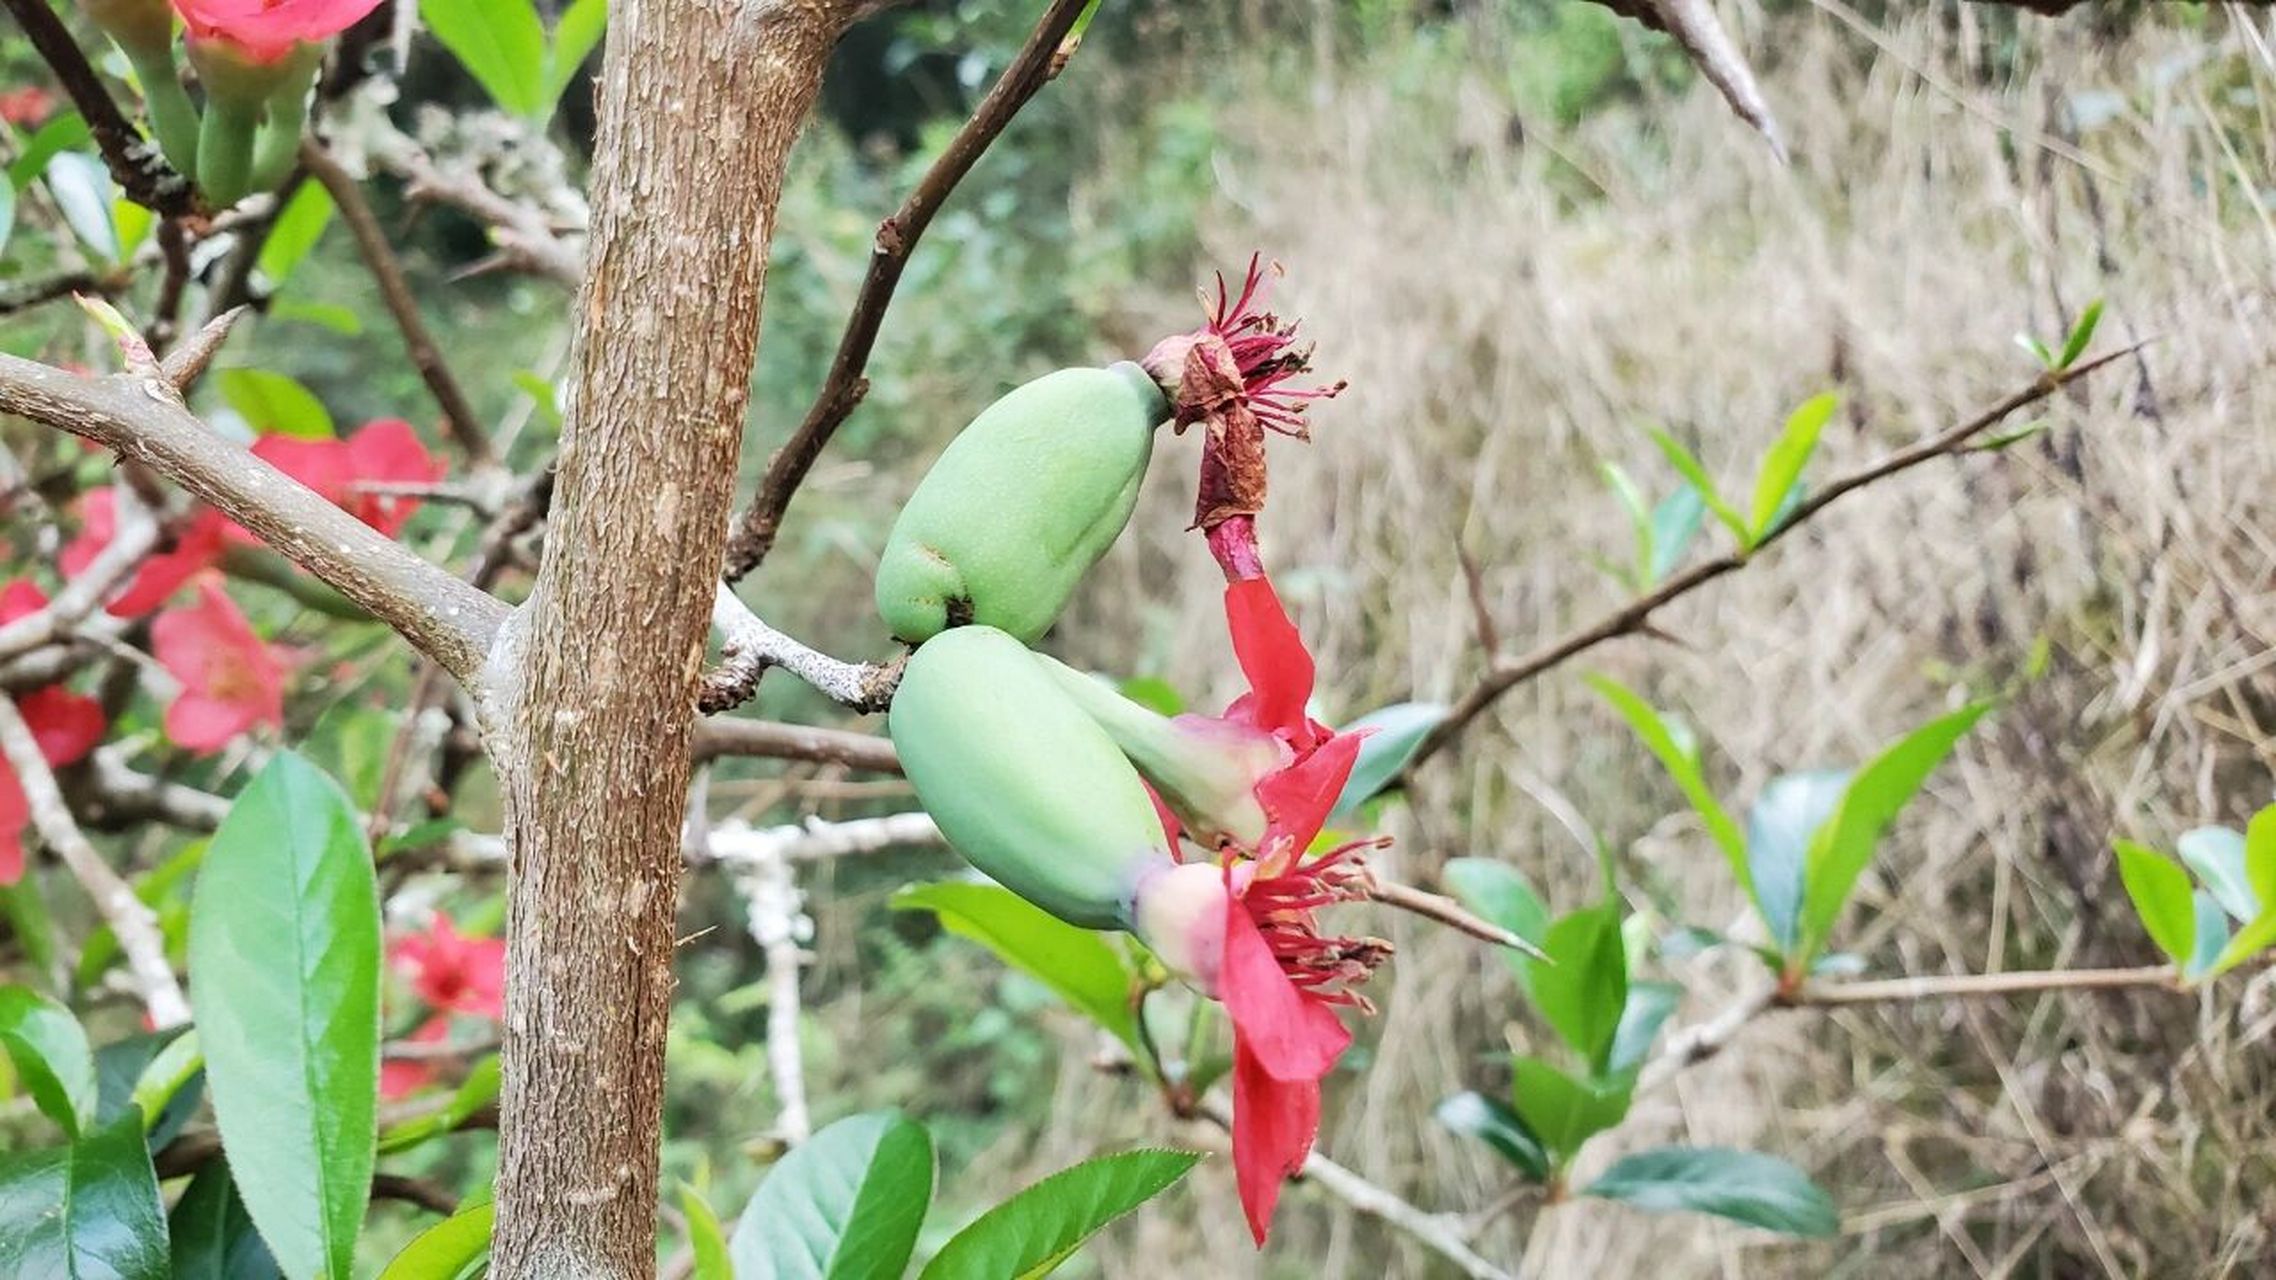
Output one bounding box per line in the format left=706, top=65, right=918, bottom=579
left=1220, top=889, right=1350, bottom=1082
left=19, top=687, right=105, bottom=767
left=1231, top=1032, right=1320, bottom=1246
left=0, top=768, right=25, bottom=885
left=1253, top=730, right=1366, bottom=873
left=0, top=582, right=47, bottom=626
left=1224, top=577, right=1314, bottom=742
left=152, top=581, right=284, bottom=753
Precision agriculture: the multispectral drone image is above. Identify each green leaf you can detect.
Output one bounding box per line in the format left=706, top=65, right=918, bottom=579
left=2177, top=826, right=2257, bottom=923
left=377, top=1200, right=491, bottom=1280
left=1327, top=701, right=1448, bottom=824
left=1508, top=1057, right=1632, bottom=1162
left=1116, top=676, right=1183, bottom=717
left=2056, top=299, right=2104, bottom=370
left=256, top=183, right=335, bottom=286
left=2247, top=806, right=2276, bottom=910
left=892, top=882, right=1138, bottom=1050
left=1433, top=1090, right=1549, bottom=1181
left=1796, top=703, right=1988, bottom=962
left=0, top=1106, right=169, bottom=1279
left=1744, top=771, right=1849, bottom=956
left=216, top=368, right=335, bottom=440
left=680, top=1184, right=734, bottom=1280
left=918, top=1149, right=1199, bottom=1280
left=1608, top=981, right=1682, bottom=1074
left=8, top=114, right=91, bottom=190
left=269, top=300, right=365, bottom=336
left=424, top=0, right=549, bottom=116
left=2207, top=908, right=2276, bottom=979
left=112, top=198, right=153, bottom=262
left=1748, top=393, right=1836, bottom=541
left=1602, top=461, right=1653, bottom=586
left=1587, top=675, right=1748, bottom=892
left=94, top=1030, right=200, bottom=1148
left=1443, top=858, right=1548, bottom=983
left=377, top=1055, right=500, bottom=1154
left=2186, top=890, right=2230, bottom=981
left=187, top=753, right=381, bottom=1280
left=2115, top=841, right=2195, bottom=967
left=1583, top=1146, right=1837, bottom=1236
left=1647, top=483, right=1707, bottom=584
left=128, top=1028, right=202, bottom=1132
left=1529, top=907, right=1628, bottom=1072
left=546, top=0, right=609, bottom=107
left=729, top=1111, right=934, bottom=1280
left=43, top=152, right=115, bottom=259
left=169, top=1162, right=283, bottom=1279
left=1646, top=427, right=1747, bottom=546
left=0, top=985, right=97, bottom=1137
left=2015, top=332, right=2056, bottom=369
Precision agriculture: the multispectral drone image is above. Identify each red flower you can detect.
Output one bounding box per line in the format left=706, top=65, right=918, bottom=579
left=171, top=0, right=385, bottom=63
left=151, top=579, right=284, bottom=752
left=389, top=912, right=506, bottom=1020
left=0, top=584, right=108, bottom=884
left=61, top=490, right=230, bottom=618
left=249, top=419, right=441, bottom=539
left=1141, top=256, right=1344, bottom=562
left=0, top=86, right=55, bottom=128
left=379, top=1015, right=450, bottom=1099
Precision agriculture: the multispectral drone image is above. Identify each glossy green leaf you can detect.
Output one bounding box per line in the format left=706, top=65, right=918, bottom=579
left=1583, top=1146, right=1837, bottom=1236
left=256, top=183, right=335, bottom=286
left=2186, top=890, right=2229, bottom=981
left=112, top=199, right=152, bottom=262
left=0, top=1105, right=169, bottom=1279
left=127, top=1029, right=201, bottom=1133
left=377, top=1055, right=500, bottom=1154
left=1796, top=703, right=1988, bottom=962
left=1744, top=770, right=1848, bottom=955
left=424, top=0, right=548, bottom=116
left=1509, top=1057, right=1632, bottom=1162
left=8, top=114, right=91, bottom=189
left=216, top=368, right=335, bottom=440
left=2115, top=840, right=2194, bottom=967
left=1588, top=675, right=1748, bottom=892
left=2056, top=299, right=2104, bottom=370
left=1646, top=427, right=1747, bottom=545
left=729, top=1111, right=934, bottom=1280
left=918, top=1149, right=1199, bottom=1280
left=0, top=985, right=97, bottom=1136
left=1328, top=701, right=1448, bottom=823
left=546, top=0, right=610, bottom=106
left=1647, top=483, right=1707, bottom=584
left=44, top=152, right=115, bottom=259
left=188, top=753, right=380, bottom=1280
left=680, top=1184, right=734, bottom=1280
left=1529, top=907, right=1628, bottom=1072
left=892, top=882, right=1137, bottom=1050
left=94, top=1030, right=200, bottom=1148
left=2247, top=806, right=2276, bottom=909
left=2207, top=908, right=2276, bottom=979
left=1748, top=393, right=1836, bottom=541
left=1608, top=981, right=1682, bottom=1074
left=1434, top=1090, right=1549, bottom=1181
left=1443, top=857, right=1548, bottom=983
left=270, top=300, right=365, bottom=335
left=169, top=1162, right=283, bottom=1280
left=2177, top=826, right=2257, bottom=923
left=2015, top=331, right=2056, bottom=368
left=377, top=1200, right=491, bottom=1280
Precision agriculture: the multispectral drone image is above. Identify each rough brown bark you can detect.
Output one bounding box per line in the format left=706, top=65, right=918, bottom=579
left=486, top=3, right=849, bottom=1275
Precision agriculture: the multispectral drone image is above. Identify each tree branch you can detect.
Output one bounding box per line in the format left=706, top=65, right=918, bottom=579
left=720, top=0, right=1094, bottom=581
left=705, top=585, right=901, bottom=714
left=1401, top=346, right=2139, bottom=782
left=370, top=133, right=586, bottom=288
left=0, top=697, right=189, bottom=1027
left=0, top=483, right=160, bottom=663
left=0, top=354, right=511, bottom=682
left=302, top=140, right=496, bottom=467
left=692, top=716, right=901, bottom=770
left=0, top=0, right=194, bottom=216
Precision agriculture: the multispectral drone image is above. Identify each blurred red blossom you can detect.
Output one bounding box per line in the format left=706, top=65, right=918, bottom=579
left=151, top=578, right=284, bottom=752
left=171, top=0, right=386, bottom=63
left=0, top=583, right=108, bottom=884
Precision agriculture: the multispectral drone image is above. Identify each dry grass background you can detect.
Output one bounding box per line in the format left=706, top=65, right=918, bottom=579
left=880, top=6, right=2276, bottom=1277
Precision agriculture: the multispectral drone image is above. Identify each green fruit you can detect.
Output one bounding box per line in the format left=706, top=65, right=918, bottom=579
left=876, top=363, right=1166, bottom=644
left=889, top=625, right=1174, bottom=930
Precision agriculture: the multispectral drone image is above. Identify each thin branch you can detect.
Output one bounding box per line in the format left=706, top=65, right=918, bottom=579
left=0, top=0, right=194, bottom=216
left=1364, top=874, right=1549, bottom=960
left=0, top=483, right=160, bottom=662
left=370, top=134, right=585, bottom=288
left=1194, top=1097, right=1514, bottom=1280
left=372, top=1173, right=461, bottom=1216
left=735, top=839, right=814, bottom=1144
left=0, top=697, right=188, bottom=1027
left=301, top=140, right=496, bottom=467
left=706, top=585, right=901, bottom=714
left=0, top=268, right=132, bottom=317
left=721, top=0, right=1094, bottom=581
left=692, top=717, right=901, bottom=771
left=0, top=355, right=510, bottom=682
left=1400, top=346, right=2139, bottom=781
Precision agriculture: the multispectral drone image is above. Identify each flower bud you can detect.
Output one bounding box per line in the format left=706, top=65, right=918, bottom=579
left=889, top=625, right=1175, bottom=930
left=876, top=363, right=1166, bottom=645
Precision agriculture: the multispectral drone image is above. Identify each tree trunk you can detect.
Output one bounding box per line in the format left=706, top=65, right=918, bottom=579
left=487, top=3, right=846, bottom=1275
